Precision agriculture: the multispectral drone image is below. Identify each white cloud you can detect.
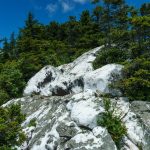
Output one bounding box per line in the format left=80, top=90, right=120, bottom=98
left=73, top=0, right=88, bottom=4
left=61, top=1, right=73, bottom=12
left=46, top=0, right=75, bottom=14
left=46, top=3, right=58, bottom=13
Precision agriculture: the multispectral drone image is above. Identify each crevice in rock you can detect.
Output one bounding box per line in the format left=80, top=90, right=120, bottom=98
left=25, top=129, right=34, bottom=150
left=79, top=125, right=92, bottom=131
left=60, top=135, right=72, bottom=143
left=120, top=109, right=129, bottom=121
left=53, top=145, right=58, bottom=150
left=64, top=99, right=70, bottom=104
left=52, top=87, right=70, bottom=96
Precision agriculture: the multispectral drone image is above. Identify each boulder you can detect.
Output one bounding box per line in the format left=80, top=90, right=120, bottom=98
left=3, top=47, right=150, bottom=150
left=24, top=46, right=123, bottom=97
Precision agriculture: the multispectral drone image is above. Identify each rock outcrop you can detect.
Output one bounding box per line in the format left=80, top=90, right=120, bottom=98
left=24, top=46, right=122, bottom=96
left=3, top=47, right=150, bottom=150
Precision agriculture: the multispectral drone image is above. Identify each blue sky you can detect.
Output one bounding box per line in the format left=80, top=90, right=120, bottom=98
left=0, top=0, right=150, bottom=39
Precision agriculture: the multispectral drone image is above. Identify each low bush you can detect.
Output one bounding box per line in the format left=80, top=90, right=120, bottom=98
left=0, top=61, right=25, bottom=105
left=28, top=118, right=37, bottom=127
left=0, top=104, right=26, bottom=149
left=113, top=57, right=150, bottom=101
left=93, top=46, right=128, bottom=69
left=97, top=98, right=127, bottom=147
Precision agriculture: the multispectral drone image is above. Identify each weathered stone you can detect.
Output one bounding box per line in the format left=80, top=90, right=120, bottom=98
left=130, top=101, right=150, bottom=150
left=57, top=123, right=77, bottom=137
left=63, top=130, right=116, bottom=150
left=3, top=47, right=150, bottom=150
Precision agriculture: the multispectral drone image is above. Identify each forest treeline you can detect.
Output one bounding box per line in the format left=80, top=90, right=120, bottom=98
left=0, top=0, right=150, bottom=105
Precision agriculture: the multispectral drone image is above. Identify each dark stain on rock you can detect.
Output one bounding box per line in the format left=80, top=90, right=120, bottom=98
left=52, top=87, right=70, bottom=96
left=38, top=72, right=53, bottom=88
left=68, top=77, right=84, bottom=92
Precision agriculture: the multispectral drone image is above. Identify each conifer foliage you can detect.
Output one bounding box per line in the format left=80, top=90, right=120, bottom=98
left=0, top=1, right=150, bottom=105
left=0, top=104, right=26, bottom=149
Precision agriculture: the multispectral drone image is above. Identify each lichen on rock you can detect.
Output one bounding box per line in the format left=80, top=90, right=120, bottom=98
left=4, top=47, right=150, bottom=150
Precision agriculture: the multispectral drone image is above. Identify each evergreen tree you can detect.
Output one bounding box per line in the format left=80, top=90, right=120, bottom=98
left=80, top=10, right=91, bottom=25
left=0, top=1, right=150, bottom=106
left=0, top=61, right=25, bottom=105
left=19, top=12, right=45, bottom=41
left=17, top=12, right=44, bottom=53
left=45, top=21, right=60, bottom=40
left=66, top=16, right=80, bottom=47
left=140, top=3, right=150, bottom=16
left=92, top=6, right=103, bottom=25
left=9, top=32, right=17, bottom=59
left=9, top=32, right=16, bottom=50
left=22, top=12, right=40, bottom=38
left=92, top=0, right=129, bottom=47
left=0, top=104, right=26, bottom=149
left=2, top=38, right=10, bottom=60
left=130, top=5, right=150, bottom=57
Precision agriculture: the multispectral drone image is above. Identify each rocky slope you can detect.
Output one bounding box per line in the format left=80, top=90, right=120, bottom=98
left=4, top=47, right=150, bottom=150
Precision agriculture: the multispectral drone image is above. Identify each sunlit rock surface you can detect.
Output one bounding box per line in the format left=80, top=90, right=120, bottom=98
left=4, top=47, right=150, bottom=150
left=24, top=46, right=122, bottom=97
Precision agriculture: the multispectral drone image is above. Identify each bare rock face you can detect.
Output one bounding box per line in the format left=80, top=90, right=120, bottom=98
left=4, top=93, right=117, bottom=150
left=130, top=101, right=150, bottom=150
left=24, top=46, right=123, bottom=97
left=4, top=47, right=150, bottom=150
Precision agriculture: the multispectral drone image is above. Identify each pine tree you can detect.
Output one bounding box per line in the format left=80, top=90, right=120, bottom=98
left=66, top=16, right=80, bottom=47
left=140, top=3, right=150, bottom=16
left=92, top=0, right=129, bottom=47
left=9, top=32, right=17, bottom=59
left=0, top=104, right=26, bottom=149
left=17, top=12, right=45, bottom=53
left=92, top=6, right=103, bottom=25
left=20, top=12, right=44, bottom=40
left=24, top=12, right=38, bottom=38
left=130, top=15, right=150, bottom=56
left=45, top=21, right=60, bottom=40
left=80, top=10, right=91, bottom=25
left=2, top=38, right=10, bottom=59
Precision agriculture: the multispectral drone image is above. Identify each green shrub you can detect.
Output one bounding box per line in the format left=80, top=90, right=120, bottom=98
left=0, top=61, right=26, bottom=105
left=97, top=98, right=127, bottom=147
left=0, top=104, right=26, bottom=149
left=0, top=90, right=9, bottom=106
left=93, top=46, right=128, bottom=69
left=28, top=118, right=36, bottom=127
left=119, top=77, right=150, bottom=101
left=113, top=57, right=150, bottom=101
left=0, top=146, right=12, bottom=150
